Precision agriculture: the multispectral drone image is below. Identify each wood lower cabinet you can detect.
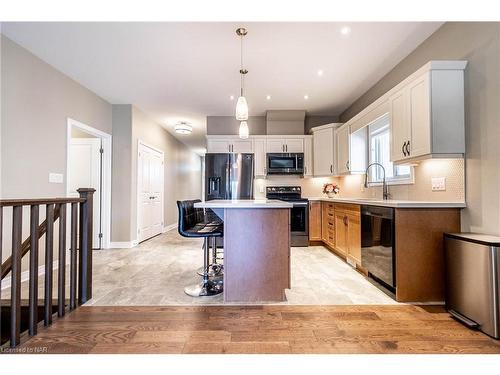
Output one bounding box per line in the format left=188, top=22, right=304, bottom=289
left=308, top=201, right=322, bottom=241
left=334, top=203, right=361, bottom=265
left=334, top=211, right=347, bottom=255
left=321, top=202, right=335, bottom=247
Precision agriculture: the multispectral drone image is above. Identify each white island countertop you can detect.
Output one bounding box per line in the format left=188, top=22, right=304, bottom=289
left=307, top=197, right=466, bottom=208
left=194, top=199, right=293, bottom=209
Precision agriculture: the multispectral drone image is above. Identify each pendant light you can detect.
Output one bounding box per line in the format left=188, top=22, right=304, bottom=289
left=235, top=27, right=249, bottom=140
left=239, top=121, right=249, bottom=139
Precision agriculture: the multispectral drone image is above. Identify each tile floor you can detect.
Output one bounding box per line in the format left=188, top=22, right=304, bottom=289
left=2, top=229, right=397, bottom=306
left=85, top=229, right=397, bottom=306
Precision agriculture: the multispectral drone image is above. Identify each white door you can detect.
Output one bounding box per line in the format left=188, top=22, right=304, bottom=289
left=313, top=127, right=334, bottom=176
left=68, top=138, right=102, bottom=248
left=336, top=124, right=350, bottom=174
left=266, top=139, right=285, bottom=153
left=284, top=138, right=304, bottom=153
left=231, top=139, right=253, bottom=153
left=138, top=143, right=164, bottom=243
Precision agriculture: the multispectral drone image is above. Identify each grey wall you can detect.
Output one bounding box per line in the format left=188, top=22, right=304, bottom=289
left=305, top=115, right=339, bottom=133
left=207, top=115, right=339, bottom=135
left=207, top=116, right=266, bottom=135
left=1, top=35, right=112, bottom=266
left=339, top=22, right=500, bottom=235
left=111, top=105, right=134, bottom=242
left=1, top=35, right=112, bottom=198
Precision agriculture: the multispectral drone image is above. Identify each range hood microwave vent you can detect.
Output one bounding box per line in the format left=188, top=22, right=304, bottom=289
left=266, top=110, right=306, bottom=135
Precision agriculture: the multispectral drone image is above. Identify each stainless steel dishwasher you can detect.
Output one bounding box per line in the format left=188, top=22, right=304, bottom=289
left=444, top=233, right=500, bottom=339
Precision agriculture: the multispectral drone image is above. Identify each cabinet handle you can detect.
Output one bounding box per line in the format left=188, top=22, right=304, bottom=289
left=286, top=144, right=288, bottom=152
left=402, top=142, right=407, bottom=157
left=330, top=165, right=333, bottom=173
left=406, top=140, right=410, bottom=156
left=343, top=216, right=348, bottom=226
left=346, top=161, right=350, bottom=171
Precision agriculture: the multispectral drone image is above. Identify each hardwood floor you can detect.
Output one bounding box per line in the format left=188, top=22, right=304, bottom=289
left=14, top=305, right=500, bottom=354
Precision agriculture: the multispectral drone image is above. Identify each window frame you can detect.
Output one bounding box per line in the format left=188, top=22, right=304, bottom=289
left=367, top=114, right=414, bottom=186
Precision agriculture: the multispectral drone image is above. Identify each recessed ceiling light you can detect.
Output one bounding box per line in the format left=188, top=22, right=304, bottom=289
left=340, top=26, right=351, bottom=36
left=317, top=69, right=324, bottom=76
left=304, top=95, right=309, bottom=100
left=174, top=122, right=193, bottom=135
left=229, top=95, right=235, bottom=101
left=266, top=95, right=271, bottom=100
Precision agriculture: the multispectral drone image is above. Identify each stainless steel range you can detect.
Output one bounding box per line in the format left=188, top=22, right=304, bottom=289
left=266, top=186, right=309, bottom=246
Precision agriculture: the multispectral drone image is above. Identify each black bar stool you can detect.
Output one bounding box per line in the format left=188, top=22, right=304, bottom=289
left=177, top=200, right=223, bottom=296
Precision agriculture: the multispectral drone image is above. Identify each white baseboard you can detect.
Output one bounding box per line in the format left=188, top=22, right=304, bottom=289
left=1, top=260, right=60, bottom=290
left=109, top=241, right=136, bottom=249
left=163, top=222, right=178, bottom=233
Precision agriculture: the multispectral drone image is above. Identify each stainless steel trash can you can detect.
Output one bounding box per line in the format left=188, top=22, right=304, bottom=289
left=444, top=233, right=500, bottom=339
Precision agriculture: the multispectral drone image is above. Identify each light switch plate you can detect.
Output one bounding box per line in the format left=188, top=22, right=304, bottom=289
left=431, top=177, right=446, bottom=191
left=49, top=173, right=64, bottom=184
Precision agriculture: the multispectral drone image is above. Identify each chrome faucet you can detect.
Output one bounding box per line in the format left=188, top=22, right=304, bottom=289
left=364, top=163, right=390, bottom=200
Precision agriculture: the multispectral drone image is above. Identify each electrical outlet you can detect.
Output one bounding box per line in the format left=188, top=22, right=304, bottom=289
left=49, top=173, right=64, bottom=184
left=431, top=177, right=446, bottom=191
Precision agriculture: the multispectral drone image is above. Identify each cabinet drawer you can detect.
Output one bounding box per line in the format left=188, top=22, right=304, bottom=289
left=334, top=203, right=360, bottom=216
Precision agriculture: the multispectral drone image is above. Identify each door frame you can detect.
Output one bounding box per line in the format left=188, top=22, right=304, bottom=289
left=66, top=118, right=113, bottom=249
left=136, top=139, right=165, bottom=243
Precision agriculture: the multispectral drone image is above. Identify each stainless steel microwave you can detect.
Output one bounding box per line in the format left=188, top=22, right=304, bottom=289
left=266, top=153, right=304, bottom=175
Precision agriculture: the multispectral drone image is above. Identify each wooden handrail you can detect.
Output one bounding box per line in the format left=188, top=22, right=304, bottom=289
left=1, top=205, right=61, bottom=280
left=0, top=197, right=84, bottom=207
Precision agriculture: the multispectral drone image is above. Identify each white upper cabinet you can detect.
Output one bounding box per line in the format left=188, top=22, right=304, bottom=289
left=303, top=136, right=313, bottom=177
left=389, top=88, right=411, bottom=162
left=266, top=139, right=285, bottom=153
left=285, top=138, right=304, bottom=153
left=335, top=124, right=350, bottom=175
left=231, top=139, right=253, bottom=153
left=207, top=137, right=253, bottom=153
left=266, top=138, right=304, bottom=153
left=388, top=62, right=466, bottom=163
left=207, top=139, right=232, bottom=153
left=253, top=137, right=267, bottom=177
left=312, top=125, right=335, bottom=176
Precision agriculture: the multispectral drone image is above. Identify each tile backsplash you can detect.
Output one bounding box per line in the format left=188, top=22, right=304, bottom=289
left=255, top=158, right=465, bottom=202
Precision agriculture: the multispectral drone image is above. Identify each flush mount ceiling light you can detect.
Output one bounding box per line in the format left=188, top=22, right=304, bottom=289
left=174, top=121, right=193, bottom=135
left=235, top=27, right=250, bottom=140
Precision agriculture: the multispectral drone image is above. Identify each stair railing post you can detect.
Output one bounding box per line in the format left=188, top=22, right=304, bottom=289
left=77, top=188, right=95, bottom=305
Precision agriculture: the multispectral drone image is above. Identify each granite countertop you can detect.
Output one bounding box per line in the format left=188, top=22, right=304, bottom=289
left=307, top=196, right=466, bottom=208
left=194, top=199, right=293, bottom=209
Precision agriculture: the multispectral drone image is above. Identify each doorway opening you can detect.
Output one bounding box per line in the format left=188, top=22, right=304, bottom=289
left=66, top=118, right=112, bottom=249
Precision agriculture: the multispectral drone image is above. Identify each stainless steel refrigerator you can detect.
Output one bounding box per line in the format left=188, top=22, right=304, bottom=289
left=205, top=153, right=254, bottom=200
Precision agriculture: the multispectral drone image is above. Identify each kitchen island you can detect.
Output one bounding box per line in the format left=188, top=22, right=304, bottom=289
left=194, top=199, right=293, bottom=302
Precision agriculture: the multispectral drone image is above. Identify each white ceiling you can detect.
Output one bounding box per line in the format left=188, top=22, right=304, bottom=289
left=1, top=22, right=443, bottom=153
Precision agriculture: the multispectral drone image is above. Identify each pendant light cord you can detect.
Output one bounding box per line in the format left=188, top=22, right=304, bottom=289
left=240, top=33, right=244, bottom=96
